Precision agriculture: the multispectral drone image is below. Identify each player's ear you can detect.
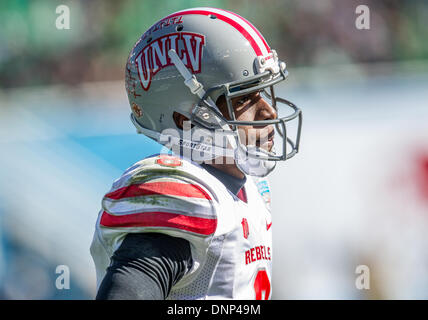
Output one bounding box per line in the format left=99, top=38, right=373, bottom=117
left=173, top=112, right=189, bottom=130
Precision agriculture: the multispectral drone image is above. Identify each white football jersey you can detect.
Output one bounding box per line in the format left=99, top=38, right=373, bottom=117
left=90, top=154, right=273, bottom=300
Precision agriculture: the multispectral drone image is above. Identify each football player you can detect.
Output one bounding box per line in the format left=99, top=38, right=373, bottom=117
left=90, top=7, right=302, bottom=300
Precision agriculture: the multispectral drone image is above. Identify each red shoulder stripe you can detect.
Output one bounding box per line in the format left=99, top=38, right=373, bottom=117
left=105, top=181, right=212, bottom=200
left=100, top=211, right=217, bottom=236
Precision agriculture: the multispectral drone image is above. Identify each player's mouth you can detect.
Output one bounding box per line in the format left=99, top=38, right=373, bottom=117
left=256, top=130, right=275, bottom=151
left=267, top=130, right=275, bottom=151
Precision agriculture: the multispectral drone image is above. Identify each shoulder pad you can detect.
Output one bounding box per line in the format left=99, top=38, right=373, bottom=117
left=100, top=154, right=217, bottom=237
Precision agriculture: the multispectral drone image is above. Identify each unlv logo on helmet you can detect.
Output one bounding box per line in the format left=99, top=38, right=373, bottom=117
left=135, top=32, right=205, bottom=91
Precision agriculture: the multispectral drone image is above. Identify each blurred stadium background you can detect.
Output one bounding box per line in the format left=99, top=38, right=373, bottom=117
left=0, top=0, right=427, bottom=299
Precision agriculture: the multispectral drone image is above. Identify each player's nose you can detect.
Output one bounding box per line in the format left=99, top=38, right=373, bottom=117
left=255, top=97, right=277, bottom=123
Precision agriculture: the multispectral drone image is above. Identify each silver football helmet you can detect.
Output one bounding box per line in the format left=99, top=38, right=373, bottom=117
left=126, top=7, right=302, bottom=177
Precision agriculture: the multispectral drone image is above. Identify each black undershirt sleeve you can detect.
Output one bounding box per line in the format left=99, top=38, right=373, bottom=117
left=96, top=233, right=193, bottom=300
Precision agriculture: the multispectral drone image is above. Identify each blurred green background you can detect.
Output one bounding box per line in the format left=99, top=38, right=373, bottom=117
left=1, top=0, right=428, bottom=87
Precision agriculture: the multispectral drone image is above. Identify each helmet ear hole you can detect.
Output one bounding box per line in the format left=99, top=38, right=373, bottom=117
left=215, top=95, right=231, bottom=120
left=215, top=94, right=225, bottom=107
left=173, top=111, right=191, bottom=130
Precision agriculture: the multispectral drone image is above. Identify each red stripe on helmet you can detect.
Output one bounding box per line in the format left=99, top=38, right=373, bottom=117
left=163, top=9, right=264, bottom=56
left=220, top=8, right=271, bottom=54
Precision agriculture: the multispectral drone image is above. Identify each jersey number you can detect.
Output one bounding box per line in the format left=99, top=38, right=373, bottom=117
left=254, top=269, right=271, bottom=300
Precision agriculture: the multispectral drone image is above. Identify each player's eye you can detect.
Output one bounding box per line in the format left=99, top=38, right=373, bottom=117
left=234, top=91, right=263, bottom=107
left=238, top=97, right=250, bottom=105
left=235, top=95, right=252, bottom=106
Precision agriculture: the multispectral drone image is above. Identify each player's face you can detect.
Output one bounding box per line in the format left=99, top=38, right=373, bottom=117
left=217, top=92, right=277, bottom=152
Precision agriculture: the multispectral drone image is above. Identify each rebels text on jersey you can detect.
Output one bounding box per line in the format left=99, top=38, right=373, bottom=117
left=90, top=154, right=273, bottom=299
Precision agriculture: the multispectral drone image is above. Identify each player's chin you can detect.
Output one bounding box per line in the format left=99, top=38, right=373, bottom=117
left=256, top=139, right=274, bottom=152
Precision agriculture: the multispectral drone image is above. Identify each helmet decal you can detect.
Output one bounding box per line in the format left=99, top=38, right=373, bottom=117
left=131, top=102, right=143, bottom=118
left=135, top=32, right=205, bottom=91
left=125, top=65, right=141, bottom=99
left=141, top=16, right=184, bottom=42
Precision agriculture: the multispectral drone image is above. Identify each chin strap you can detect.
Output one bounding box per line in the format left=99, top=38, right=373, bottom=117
left=168, top=49, right=206, bottom=100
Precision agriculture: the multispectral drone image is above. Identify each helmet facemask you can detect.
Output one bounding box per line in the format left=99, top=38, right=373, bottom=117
left=189, top=66, right=302, bottom=177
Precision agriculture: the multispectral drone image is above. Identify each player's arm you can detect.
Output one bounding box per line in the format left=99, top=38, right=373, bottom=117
left=95, top=158, right=218, bottom=299
left=96, top=232, right=193, bottom=300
